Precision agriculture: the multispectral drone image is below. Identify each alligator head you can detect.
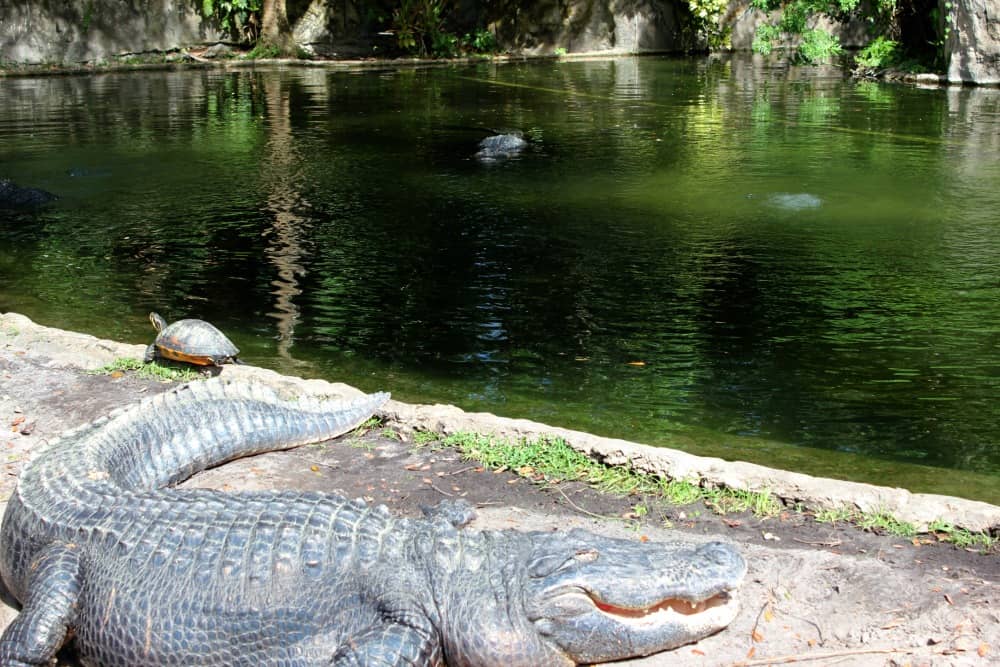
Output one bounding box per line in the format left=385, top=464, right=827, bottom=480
left=522, top=529, right=746, bottom=664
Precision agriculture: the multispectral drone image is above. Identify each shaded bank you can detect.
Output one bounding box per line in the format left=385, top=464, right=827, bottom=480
left=0, top=1, right=997, bottom=84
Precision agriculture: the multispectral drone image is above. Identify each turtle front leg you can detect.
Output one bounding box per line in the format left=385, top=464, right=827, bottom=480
left=143, top=343, right=157, bottom=364
left=0, top=545, right=81, bottom=667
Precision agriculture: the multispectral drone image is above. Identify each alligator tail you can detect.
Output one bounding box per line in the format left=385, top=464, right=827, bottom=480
left=68, top=378, right=389, bottom=491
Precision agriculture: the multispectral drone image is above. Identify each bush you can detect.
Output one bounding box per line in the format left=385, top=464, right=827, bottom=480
left=854, top=36, right=900, bottom=69
left=796, top=28, right=843, bottom=64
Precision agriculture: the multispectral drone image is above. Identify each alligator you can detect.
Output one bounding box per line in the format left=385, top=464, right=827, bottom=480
left=0, top=179, right=57, bottom=210
left=475, top=132, right=528, bottom=161
left=0, top=378, right=746, bottom=666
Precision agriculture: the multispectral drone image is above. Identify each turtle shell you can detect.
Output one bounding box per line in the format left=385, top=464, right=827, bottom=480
left=153, top=319, right=239, bottom=366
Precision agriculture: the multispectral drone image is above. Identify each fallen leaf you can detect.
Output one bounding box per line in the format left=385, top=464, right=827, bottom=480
left=762, top=531, right=780, bottom=542
left=626, top=360, right=646, bottom=367
left=18, top=421, right=35, bottom=436
left=723, top=518, right=742, bottom=528
left=639, top=535, right=649, bottom=543
left=309, top=465, right=319, bottom=473
left=751, top=629, right=764, bottom=642
left=690, top=648, right=705, bottom=656
left=944, top=593, right=953, bottom=605
left=404, top=463, right=422, bottom=471
left=745, top=646, right=756, bottom=659
left=110, top=370, right=124, bottom=379
left=979, top=643, right=990, bottom=657
left=763, top=606, right=774, bottom=623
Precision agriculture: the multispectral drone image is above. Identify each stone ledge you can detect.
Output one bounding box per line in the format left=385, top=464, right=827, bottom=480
left=3, top=311, right=998, bottom=534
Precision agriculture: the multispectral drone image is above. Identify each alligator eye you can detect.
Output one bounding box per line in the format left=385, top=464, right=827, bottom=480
left=528, top=549, right=600, bottom=577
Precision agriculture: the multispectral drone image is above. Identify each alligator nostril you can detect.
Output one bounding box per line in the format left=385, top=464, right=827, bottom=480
left=698, top=542, right=745, bottom=569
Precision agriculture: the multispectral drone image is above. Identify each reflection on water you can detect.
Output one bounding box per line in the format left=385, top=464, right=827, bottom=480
left=0, top=57, right=998, bottom=502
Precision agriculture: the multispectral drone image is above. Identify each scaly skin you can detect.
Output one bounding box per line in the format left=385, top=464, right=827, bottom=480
left=0, top=378, right=745, bottom=666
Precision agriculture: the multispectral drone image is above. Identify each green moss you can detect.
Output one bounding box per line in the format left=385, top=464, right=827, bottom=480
left=87, top=357, right=201, bottom=382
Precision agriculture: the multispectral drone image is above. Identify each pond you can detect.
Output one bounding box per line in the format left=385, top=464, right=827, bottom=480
left=1, top=57, right=998, bottom=503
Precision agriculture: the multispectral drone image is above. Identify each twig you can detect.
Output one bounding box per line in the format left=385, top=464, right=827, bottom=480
left=548, top=485, right=620, bottom=521
left=428, top=483, right=455, bottom=498
left=445, top=466, right=478, bottom=476
left=792, top=538, right=842, bottom=547
left=732, top=647, right=915, bottom=666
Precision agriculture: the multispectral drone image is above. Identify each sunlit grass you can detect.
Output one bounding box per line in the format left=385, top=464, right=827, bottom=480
left=87, top=357, right=201, bottom=382
left=415, top=430, right=996, bottom=552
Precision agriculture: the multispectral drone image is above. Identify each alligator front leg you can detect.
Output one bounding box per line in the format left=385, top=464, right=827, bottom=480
left=331, top=622, right=443, bottom=667
left=0, top=545, right=81, bottom=667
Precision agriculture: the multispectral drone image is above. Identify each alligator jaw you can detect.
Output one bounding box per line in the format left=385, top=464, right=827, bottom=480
left=591, top=590, right=735, bottom=621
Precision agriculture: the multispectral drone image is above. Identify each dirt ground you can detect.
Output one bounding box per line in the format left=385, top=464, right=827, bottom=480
left=1, top=347, right=998, bottom=666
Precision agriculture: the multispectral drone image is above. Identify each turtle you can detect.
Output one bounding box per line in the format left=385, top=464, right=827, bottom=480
left=144, top=312, right=240, bottom=367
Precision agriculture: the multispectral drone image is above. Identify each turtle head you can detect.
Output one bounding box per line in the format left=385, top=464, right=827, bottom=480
left=149, top=312, right=167, bottom=332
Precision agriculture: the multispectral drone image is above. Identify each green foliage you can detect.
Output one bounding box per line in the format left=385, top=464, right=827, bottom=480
left=88, top=357, right=201, bottom=382
left=246, top=42, right=282, bottom=59
left=391, top=1, right=498, bottom=58
left=685, top=0, right=732, bottom=49
left=392, top=0, right=451, bottom=57
left=854, top=35, right=900, bottom=69
left=796, top=28, right=843, bottom=63
left=750, top=0, right=889, bottom=65
left=463, top=28, right=497, bottom=54
left=201, top=0, right=261, bottom=42
left=81, top=1, right=95, bottom=33
left=753, top=24, right=782, bottom=55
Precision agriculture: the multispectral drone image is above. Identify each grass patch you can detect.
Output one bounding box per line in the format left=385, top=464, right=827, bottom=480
left=87, top=357, right=201, bottom=382
left=420, top=430, right=996, bottom=551
left=927, top=520, right=998, bottom=551
left=436, top=431, right=780, bottom=518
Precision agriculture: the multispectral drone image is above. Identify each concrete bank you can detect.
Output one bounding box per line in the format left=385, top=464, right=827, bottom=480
left=3, top=311, right=997, bottom=534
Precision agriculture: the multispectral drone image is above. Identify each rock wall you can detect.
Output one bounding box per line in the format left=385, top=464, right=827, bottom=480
left=722, top=1, right=869, bottom=52
left=489, top=1, right=685, bottom=55
left=946, top=0, right=1000, bottom=84
left=0, top=1, right=221, bottom=64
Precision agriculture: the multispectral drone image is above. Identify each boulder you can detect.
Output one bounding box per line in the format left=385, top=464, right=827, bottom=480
left=946, top=0, right=1000, bottom=84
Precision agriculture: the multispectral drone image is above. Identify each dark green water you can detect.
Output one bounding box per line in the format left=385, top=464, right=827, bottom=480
left=1, top=57, right=998, bottom=503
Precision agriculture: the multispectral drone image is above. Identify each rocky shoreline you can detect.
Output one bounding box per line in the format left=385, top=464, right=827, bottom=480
left=3, top=312, right=997, bottom=534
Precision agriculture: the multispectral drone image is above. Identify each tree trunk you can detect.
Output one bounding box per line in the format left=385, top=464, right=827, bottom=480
left=260, top=0, right=297, bottom=56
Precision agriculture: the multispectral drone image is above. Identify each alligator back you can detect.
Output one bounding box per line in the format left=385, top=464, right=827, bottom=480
left=0, top=378, right=389, bottom=603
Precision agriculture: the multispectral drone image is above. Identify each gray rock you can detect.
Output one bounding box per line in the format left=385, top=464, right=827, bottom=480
left=0, top=1, right=221, bottom=65
left=946, top=0, right=1000, bottom=85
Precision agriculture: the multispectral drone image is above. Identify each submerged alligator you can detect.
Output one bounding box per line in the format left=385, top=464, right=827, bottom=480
left=0, top=378, right=745, bottom=666
left=475, top=132, right=528, bottom=161
left=0, top=179, right=57, bottom=210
